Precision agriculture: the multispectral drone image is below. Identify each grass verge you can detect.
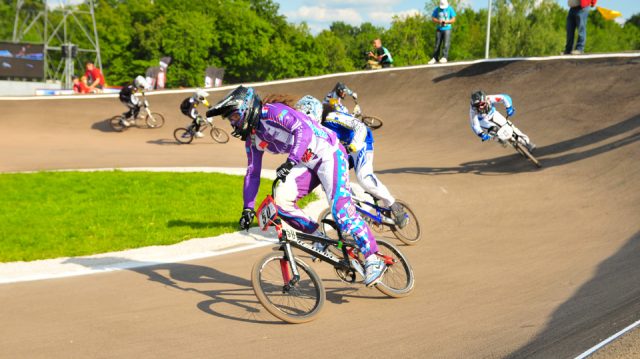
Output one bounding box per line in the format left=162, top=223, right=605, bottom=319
left=0, top=171, right=317, bottom=262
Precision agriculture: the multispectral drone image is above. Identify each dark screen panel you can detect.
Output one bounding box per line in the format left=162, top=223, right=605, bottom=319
left=0, top=42, right=45, bottom=79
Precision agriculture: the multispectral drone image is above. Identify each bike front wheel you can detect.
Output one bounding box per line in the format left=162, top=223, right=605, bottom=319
left=145, top=112, right=165, bottom=128
left=252, top=251, right=325, bottom=324
left=373, top=239, right=415, bottom=298
left=109, top=115, right=128, bottom=132
left=361, top=115, right=383, bottom=130
left=173, top=127, right=194, bottom=144
left=210, top=127, right=230, bottom=143
left=390, top=200, right=422, bottom=245
left=514, top=142, right=541, bottom=168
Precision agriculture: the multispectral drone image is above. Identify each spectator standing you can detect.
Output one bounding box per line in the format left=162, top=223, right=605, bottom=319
left=564, top=0, right=597, bottom=55
left=368, top=38, right=393, bottom=68
left=84, top=61, right=105, bottom=93
left=428, top=0, right=457, bottom=65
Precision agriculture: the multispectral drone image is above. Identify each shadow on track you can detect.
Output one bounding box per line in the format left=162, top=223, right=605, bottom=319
left=379, top=114, right=640, bottom=176
left=432, top=61, right=516, bottom=83
left=506, top=231, right=640, bottom=358
left=91, top=118, right=119, bottom=133
left=64, top=255, right=377, bottom=324
left=64, top=256, right=279, bottom=324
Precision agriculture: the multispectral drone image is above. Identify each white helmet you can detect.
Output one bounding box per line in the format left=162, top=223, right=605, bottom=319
left=193, top=88, right=210, bottom=106
left=295, top=95, right=323, bottom=122
left=134, top=75, right=148, bottom=89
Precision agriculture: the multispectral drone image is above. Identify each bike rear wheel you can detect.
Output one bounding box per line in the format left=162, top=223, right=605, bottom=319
left=109, top=115, right=128, bottom=132
left=173, top=127, right=194, bottom=144
left=210, top=127, right=230, bottom=143
left=252, top=251, right=325, bottom=324
left=373, top=239, right=415, bottom=298
left=145, top=112, right=165, bottom=128
left=390, top=200, right=422, bottom=245
left=514, top=142, right=541, bottom=168
left=361, top=115, right=383, bottom=130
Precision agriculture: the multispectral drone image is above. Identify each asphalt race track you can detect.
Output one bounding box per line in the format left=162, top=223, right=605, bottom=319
left=1, top=56, right=639, bottom=358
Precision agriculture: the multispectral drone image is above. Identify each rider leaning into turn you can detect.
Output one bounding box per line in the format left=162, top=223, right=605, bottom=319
left=294, top=95, right=408, bottom=227
left=180, top=89, right=210, bottom=138
left=469, top=90, right=536, bottom=152
left=207, top=86, right=387, bottom=287
left=118, top=75, right=148, bottom=127
left=323, top=82, right=358, bottom=115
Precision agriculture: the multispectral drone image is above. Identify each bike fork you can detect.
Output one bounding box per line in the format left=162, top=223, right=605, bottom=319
left=280, top=243, right=300, bottom=286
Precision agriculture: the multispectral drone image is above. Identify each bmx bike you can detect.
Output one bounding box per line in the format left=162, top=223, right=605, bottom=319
left=352, top=99, right=383, bottom=130
left=173, top=117, right=230, bottom=144
left=251, top=179, right=415, bottom=323
left=318, top=191, right=421, bottom=245
left=109, top=96, right=165, bottom=132
left=488, top=116, right=541, bottom=168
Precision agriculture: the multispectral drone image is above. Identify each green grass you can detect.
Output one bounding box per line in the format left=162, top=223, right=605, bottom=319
left=0, top=171, right=317, bottom=262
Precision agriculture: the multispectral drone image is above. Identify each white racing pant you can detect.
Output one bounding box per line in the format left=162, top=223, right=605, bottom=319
left=350, top=148, right=395, bottom=207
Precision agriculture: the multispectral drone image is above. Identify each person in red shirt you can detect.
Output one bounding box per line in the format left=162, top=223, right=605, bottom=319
left=72, top=75, right=90, bottom=94
left=84, top=61, right=105, bottom=92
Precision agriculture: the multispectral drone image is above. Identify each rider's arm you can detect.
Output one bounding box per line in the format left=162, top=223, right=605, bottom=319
left=469, top=108, right=484, bottom=136
left=243, top=139, right=264, bottom=209
left=488, top=94, right=513, bottom=109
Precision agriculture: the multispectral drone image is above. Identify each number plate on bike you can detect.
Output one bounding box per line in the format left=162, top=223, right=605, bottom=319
left=257, top=195, right=278, bottom=230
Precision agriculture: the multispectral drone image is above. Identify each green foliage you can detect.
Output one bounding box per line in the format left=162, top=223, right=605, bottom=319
left=0, top=171, right=318, bottom=262
left=2, top=0, right=638, bottom=86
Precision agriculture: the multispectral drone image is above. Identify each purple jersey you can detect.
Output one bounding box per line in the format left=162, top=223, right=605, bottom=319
left=243, top=102, right=338, bottom=208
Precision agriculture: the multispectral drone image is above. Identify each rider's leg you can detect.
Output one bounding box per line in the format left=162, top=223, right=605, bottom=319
left=353, top=147, right=407, bottom=227
left=274, top=165, right=321, bottom=234
left=352, top=148, right=395, bottom=207
left=315, top=146, right=385, bottom=285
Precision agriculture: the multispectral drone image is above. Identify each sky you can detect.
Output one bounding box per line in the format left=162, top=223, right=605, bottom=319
left=276, top=0, right=640, bottom=34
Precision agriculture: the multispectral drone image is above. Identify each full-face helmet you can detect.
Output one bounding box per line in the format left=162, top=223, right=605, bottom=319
left=193, top=88, right=210, bottom=106
left=471, top=90, right=490, bottom=114
left=134, top=75, right=148, bottom=90
left=334, top=82, right=348, bottom=98
left=295, top=95, right=323, bottom=122
left=207, top=86, right=261, bottom=140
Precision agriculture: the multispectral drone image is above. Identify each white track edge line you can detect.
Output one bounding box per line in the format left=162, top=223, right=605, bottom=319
left=0, top=241, right=274, bottom=285
left=1, top=52, right=638, bottom=101
left=574, top=319, right=640, bottom=359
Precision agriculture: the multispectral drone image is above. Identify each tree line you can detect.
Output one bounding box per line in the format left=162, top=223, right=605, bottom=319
left=1, top=0, right=638, bottom=87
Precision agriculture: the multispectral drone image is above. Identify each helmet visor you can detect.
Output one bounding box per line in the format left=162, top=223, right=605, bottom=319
left=225, top=111, right=242, bottom=128
left=473, top=101, right=488, bottom=112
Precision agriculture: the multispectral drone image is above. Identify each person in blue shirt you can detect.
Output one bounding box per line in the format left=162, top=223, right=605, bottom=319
left=428, top=0, right=457, bottom=65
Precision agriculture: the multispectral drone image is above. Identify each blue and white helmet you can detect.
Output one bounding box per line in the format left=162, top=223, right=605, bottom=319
left=295, top=95, right=323, bottom=122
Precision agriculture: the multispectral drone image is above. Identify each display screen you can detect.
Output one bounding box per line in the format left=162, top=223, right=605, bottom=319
left=0, top=42, right=45, bottom=79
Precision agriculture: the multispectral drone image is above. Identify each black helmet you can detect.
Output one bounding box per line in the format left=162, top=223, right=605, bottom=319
left=334, top=82, right=348, bottom=98
left=471, top=90, right=490, bottom=114
left=207, top=86, right=262, bottom=140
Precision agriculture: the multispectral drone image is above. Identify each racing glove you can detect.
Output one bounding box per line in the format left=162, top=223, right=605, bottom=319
left=239, top=208, right=255, bottom=231
left=480, top=133, right=492, bottom=142
left=347, top=143, right=358, bottom=153
left=276, top=160, right=296, bottom=183
left=506, top=106, right=515, bottom=117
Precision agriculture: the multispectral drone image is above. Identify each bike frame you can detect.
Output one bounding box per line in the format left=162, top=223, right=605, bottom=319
left=257, top=180, right=394, bottom=285
left=350, top=194, right=396, bottom=227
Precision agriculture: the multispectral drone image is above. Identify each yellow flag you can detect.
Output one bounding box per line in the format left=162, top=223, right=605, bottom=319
left=597, top=6, right=622, bottom=21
